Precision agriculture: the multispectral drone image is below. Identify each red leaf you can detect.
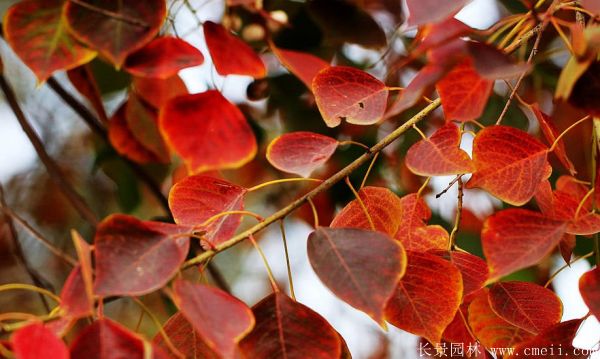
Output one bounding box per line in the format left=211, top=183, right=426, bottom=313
left=581, top=0, right=600, bottom=14
left=406, top=0, right=471, bottom=26
left=132, top=75, right=188, bottom=109
left=12, top=323, right=68, bottom=359
left=394, top=194, right=448, bottom=251
left=433, top=251, right=488, bottom=299
left=70, top=318, right=168, bottom=359
left=415, top=18, right=472, bottom=54
left=64, top=0, right=166, bottom=67
left=559, top=233, right=576, bottom=263
left=125, top=95, right=171, bottom=163
left=3, top=0, right=96, bottom=82
left=67, top=65, right=108, bottom=121
left=529, top=104, right=576, bottom=175
left=173, top=280, right=254, bottom=359
left=436, top=57, right=493, bottom=122
left=93, top=214, right=191, bottom=297
left=509, top=319, right=587, bottom=359
left=240, top=292, right=342, bottom=359
left=271, top=45, right=329, bottom=89
left=467, top=42, right=531, bottom=80
left=406, top=122, right=475, bottom=176
left=468, top=289, right=533, bottom=349
left=108, top=104, right=163, bottom=164
left=153, top=313, right=220, bottom=359
left=488, top=281, right=563, bottom=334
left=330, top=186, right=404, bottom=236
left=482, top=209, right=567, bottom=280
left=159, top=90, right=257, bottom=173
left=124, top=37, right=204, bottom=78
left=307, top=227, right=407, bottom=324
left=385, top=251, right=462, bottom=345
left=168, top=175, right=247, bottom=246
left=385, top=64, right=446, bottom=118
left=203, top=21, right=266, bottom=78
left=579, top=267, right=600, bottom=320
left=60, top=265, right=94, bottom=319
left=313, top=66, right=389, bottom=127
left=266, top=132, right=338, bottom=177
left=467, top=125, right=550, bottom=206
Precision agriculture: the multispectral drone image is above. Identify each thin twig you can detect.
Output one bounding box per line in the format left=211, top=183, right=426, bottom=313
left=436, top=175, right=463, bottom=198
left=279, top=220, right=296, bottom=300
left=448, top=177, right=464, bottom=250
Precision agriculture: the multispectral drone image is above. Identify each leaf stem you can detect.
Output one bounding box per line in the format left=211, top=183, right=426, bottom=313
left=544, top=252, right=595, bottom=288
left=360, top=152, right=379, bottom=189
left=412, top=125, right=427, bottom=139
left=132, top=298, right=184, bottom=359
left=247, top=178, right=323, bottom=192
left=200, top=210, right=264, bottom=228
left=307, top=198, right=319, bottom=228
left=0, top=283, right=61, bottom=304
left=279, top=220, right=296, bottom=300
left=345, top=177, right=375, bottom=231
left=248, top=234, right=279, bottom=292
left=548, top=115, right=591, bottom=152
left=338, top=140, right=370, bottom=150
left=574, top=188, right=594, bottom=220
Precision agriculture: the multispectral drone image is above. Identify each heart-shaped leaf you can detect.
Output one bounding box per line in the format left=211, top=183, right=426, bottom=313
left=266, top=132, right=338, bottom=177
left=203, top=21, right=265, bottom=78
left=12, top=323, right=68, bottom=359
left=482, top=209, right=567, bottom=280
left=406, top=122, right=475, bottom=176
left=467, top=125, right=550, bottom=206
left=308, top=227, right=406, bottom=325
left=173, top=280, right=254, bottom=359
left=93, top=214, right=191, bottom=297
left=579, top=267, right=600, bottom=320
left=64, top=0, right=166, bottom=67
left=330, top=186, right=403, bottom=236
left=169, top=175, right=247, bottom=246
left=436, top=57, right=493, bottom=122
left=394, top=193, right=448, bottom=251
left=489, top=281, right=563, bottom=334
left=313, top=66, right=388, bottom=127
left=3, top=0, right=96, bottom=82
left=239, top=292, right=342, bottom=359
left=124, top=37, right=204, bottom=78
left=385, top=250, right=462, bottom=345
left=159, top=90, right=257, bottom=173
left=271, top=45, right=329, bottom=89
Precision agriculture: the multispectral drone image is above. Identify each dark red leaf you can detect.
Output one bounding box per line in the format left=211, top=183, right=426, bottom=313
left=153, top=313, right=220, bottom=359
left=579, top=267, right=600, bottom=320
left=406, top=0, right=471, bottom=26
left=509, top=319, right=587, bottom=359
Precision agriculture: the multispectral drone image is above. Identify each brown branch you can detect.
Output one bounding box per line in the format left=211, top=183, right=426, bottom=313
left=0, top=73, right=99, bottom=226
left=183, top=98, right=442, bottom=268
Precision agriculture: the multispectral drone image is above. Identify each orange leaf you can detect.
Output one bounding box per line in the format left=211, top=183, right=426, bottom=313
left=433, top=250, right=488, bottom=300
left=579, top=267, right=600, bottom=320
left=240, top=292, right=342, bottom=359
left=385, top=250, right=462, bottom=345
left=3, top=0, right=96, bottom=82
left=468, top=289, right=533, bottom=349
left=132, top=75, right=188, bottom=109
left=266, top=132, right=338, bottom=177
left=125, top=94, right=171, bottom=163
left=159, top=90, right=257, bottom=173
left=108, top=104, right=163, bottom=164
left=307, top=227, right=406, bottom=325
left=488, top=281, right=563, bottom=334
left=173, top=280, right=254, bottom=359
left=153, top=313, right=221, bottom=359
left=509, top=319, right=587, bottom=359
left=12, top=323, right=68, bottom=359
left=482, top=209, right=567, bottom=280
left=168, top=175, right=247, bottom=246
left=406, top=0, right=471, bottom=26
left=394, top=193, right=448, bottom=251
left=124, top=36, right=204, bottom=78
left=64, top=0, right=166, bottom=67
left=330, top=186, right=403, bottom=236
left=93, top=214, right=191, bottom=297
left=467, top=125, right=550, bottom=206
left=271, top=45, right=329, bottom=89
left=406, top=122, right=475, bottom=176
left=313, top=66, right=389, bottom=127
left=436, top=58, right=493, bottom=122
left=203, top=21, right=266, bottom=78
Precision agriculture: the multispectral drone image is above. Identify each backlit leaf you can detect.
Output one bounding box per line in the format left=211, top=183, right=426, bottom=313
left=173, top=280, right=254, bottom=359
left=482, top=209, right=567, bottom=280
left=271, top=45, right=330, bottom=89
left=436, top=57, right=493, bottom=122
left=203, top=21, right=265, bottom=78
left=64, top=0, right=166, bottom=67
left=313, top=66, right=388, bottom=127
left=405, top=122, right=475, bottom=176
left=467, top=42, right=531, bottom=80
left=169, top=175, right=247, bottom=246
left=509, top=319, right=587, bottom=359
left=488, top=281, right=562, bottom=334
left=266, top=132, right=338, bottom=177
left=330, top=186, right=403, bottom=236
left=406, top=0, right=471, bottom=26
left=125, top=95, right=170, bottom=163
left=153, top=312, right=220, bottom=359
left=12, top=323, right=68, bottom=359
left=3, top=0, right=96, bottom=82
left=579, top=267, right=600, bottom=320
left=159, top=90, right=257, bottom=173
left=395, top=194, right=448, bottom=251
left=132, top=75, right=188, bottom=109
left=60, top=265, right=94, bottom=319
left=108, top=104, right=163, bottom=164
left=385, top=64, right=446, bottom=118
left=124, top=37, right=204, bottom=78
left=94, top=214, right=191, bottom=296
left=308, top=227, right=406, bottom=324
left=468, top=289, right=533, bottom=349
left=385, top=251, right=462, bottom=345
left=433, top=250, right=488, bottom=299
left=240, top=292, right=342, bottom=359
left=415, top=18, right=472, bottom=54
left=467, top=125, right=550, bottom=206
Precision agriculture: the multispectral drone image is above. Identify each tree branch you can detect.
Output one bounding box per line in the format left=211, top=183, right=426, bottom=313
left=183, top=98, right=442, bottom=268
